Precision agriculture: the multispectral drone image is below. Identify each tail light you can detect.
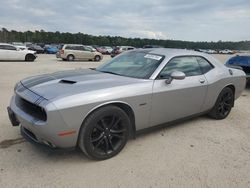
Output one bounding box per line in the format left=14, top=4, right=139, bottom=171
left=60, top=50, right=64, bottom=54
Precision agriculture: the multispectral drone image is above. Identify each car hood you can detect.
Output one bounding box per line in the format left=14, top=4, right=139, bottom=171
left=20, top=69, right=144, bottom=100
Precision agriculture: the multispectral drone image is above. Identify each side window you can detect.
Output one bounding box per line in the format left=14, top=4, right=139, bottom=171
left=0, top=45, right=4, bottom=50
left=84, top=47, right=92, bottom=51
left=75, top=46, right=84, bottom=51
left=159, top=56, right=202, bottom=78
left=65, top=45, right=73, bottom=50
left=196, top=57, right=214, bottom=74
left=4, top=45, right=16, bottom=50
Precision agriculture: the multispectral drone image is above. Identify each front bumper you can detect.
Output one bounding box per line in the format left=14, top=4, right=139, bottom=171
left=8, top=94, right=78, bottom=149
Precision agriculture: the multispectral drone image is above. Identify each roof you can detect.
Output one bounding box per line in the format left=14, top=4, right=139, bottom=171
left=135, top=48, right=224, bottom=68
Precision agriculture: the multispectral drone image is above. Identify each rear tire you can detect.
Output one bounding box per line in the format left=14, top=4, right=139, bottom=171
left=67, top=55, right=74, bottom=61
left=94, top=55, right=101, bottom=62
left=209, top=87, right=234, bottom=120
left=78, top=106, right=130, bottom=160
left=25, top=54, right=35, bottom=62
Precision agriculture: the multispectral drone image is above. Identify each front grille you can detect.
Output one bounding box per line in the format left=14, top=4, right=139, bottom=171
left=15, top=95, right=47, bottom=121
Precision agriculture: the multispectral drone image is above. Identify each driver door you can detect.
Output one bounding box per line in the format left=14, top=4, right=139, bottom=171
left=2, top=45, right=21, bottom=60
left=150, top=56, right=208, bottom=126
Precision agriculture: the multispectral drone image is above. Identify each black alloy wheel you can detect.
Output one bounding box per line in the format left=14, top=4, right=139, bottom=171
left=78, top=106, right=130, bottom=160
left=209, top=87, right=234, bottom=119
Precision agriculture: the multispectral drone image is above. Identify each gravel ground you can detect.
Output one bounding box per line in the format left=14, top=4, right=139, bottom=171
left=0, top=54, right=250, bottom=188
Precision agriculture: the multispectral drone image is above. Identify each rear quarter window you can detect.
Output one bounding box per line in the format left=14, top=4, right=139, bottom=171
left=65, top=45, right=76, bottom=50
left=196, top=57, right=214, bottom=74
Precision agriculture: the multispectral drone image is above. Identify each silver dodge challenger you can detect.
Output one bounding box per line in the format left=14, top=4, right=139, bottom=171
left=8, top=48, right=246, bottom=160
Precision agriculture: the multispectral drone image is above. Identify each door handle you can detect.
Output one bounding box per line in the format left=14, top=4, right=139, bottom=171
left=199, top=78, right=205, bottom=84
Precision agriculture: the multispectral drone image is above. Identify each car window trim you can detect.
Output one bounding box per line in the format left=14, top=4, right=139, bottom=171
left=156, top=55, right=214, bottom=80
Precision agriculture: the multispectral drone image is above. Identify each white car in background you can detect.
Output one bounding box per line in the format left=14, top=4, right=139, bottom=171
left=219, top=49, right=234, bottom=54
left=12, top=42, right=28, bottom=50
left=0, top=43, right=37, bottom=61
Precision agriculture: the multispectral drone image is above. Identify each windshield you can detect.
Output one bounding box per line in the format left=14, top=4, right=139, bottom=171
left=96, top=51, right=164, bottom=79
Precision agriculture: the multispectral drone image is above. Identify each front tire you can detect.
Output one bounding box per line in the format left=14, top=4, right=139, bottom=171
left=25, top=54, right=35, bottom=62
left=209, top=87, right=234, bottom=120
left=78, top=106, right=130, bottom=160
left=94, top=55, right=101, bottom=62
left=67, top=55, right=75, bottom=61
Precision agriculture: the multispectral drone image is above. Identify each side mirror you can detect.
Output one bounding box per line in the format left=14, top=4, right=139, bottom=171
left=165, top=71, right=186, bottom=84
left=171, top=71, right=186, bottom=80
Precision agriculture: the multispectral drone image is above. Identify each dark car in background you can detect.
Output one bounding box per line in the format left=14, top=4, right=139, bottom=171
left=27, top=44, right=44, bottom=54
left=226, top=55, right=250, bottom=82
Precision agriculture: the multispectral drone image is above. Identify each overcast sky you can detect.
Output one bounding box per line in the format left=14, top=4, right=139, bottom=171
left=0, top=0, right=250, bottom=41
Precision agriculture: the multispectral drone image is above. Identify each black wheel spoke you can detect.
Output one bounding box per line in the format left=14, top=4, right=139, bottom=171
left=94, top=137, right=104, bottom=149
left=110, top=129, right=126, bottom=134
left=108, top=116, right=115, bottom=129
left=224, top=102, right=231, bottom=108
left=108, top=137, right=114, bottom=151
left=110, top=117, right=121, bottom=129
left=221, top=107, right=225, bottom=115
left=100, top=119, right=108, bottom=129
left=104, top=137, right=109, bottom=154
left=111, top=133, right=124, bottom=139
left=95, top=124, right=104, bottom=132
left=91, top=133, right=104, bottom=143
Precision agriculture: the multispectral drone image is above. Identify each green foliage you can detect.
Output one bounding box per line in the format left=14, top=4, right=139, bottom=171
left=0, top=28, right=250, bottom=50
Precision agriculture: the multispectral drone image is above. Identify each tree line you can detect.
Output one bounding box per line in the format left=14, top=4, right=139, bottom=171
left=0, top=28, right=250, bottom=50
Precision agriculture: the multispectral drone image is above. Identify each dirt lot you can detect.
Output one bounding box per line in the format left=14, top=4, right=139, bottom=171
left=0, top=54, right=250, bottom=188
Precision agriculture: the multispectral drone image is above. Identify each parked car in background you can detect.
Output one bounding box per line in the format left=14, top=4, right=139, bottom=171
left=219, top=49, right=234, bottom=54
left=0, top=43, right=37, bottom=61
left=56, top=44, right=64, bottom=58
left=194, top=49, right=217, bottom=54
left=96, top=46, right=113, bottom=54
left=86, top=46, right=97, bottom=52
left=110, top=46, right=135, bottom=57
left=12, top=42, right=28, bottom=50
left=143, top=45, right=163, bottom=48
left=27, top=44, right=44, bottom=54
left=206, top=49, right=217, bottom=54
left=226, top=55, right=250, bottom=82
left=99, top=46, right=113, bottom=54
left=59, top=44, right=103, bottom=61
left=8, top=49, right=246, bottom=160
left=44, top=45, right=59, bottom=54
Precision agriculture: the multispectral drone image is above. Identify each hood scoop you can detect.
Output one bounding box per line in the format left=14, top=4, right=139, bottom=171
left=59, top=79, right=77, bottom=84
